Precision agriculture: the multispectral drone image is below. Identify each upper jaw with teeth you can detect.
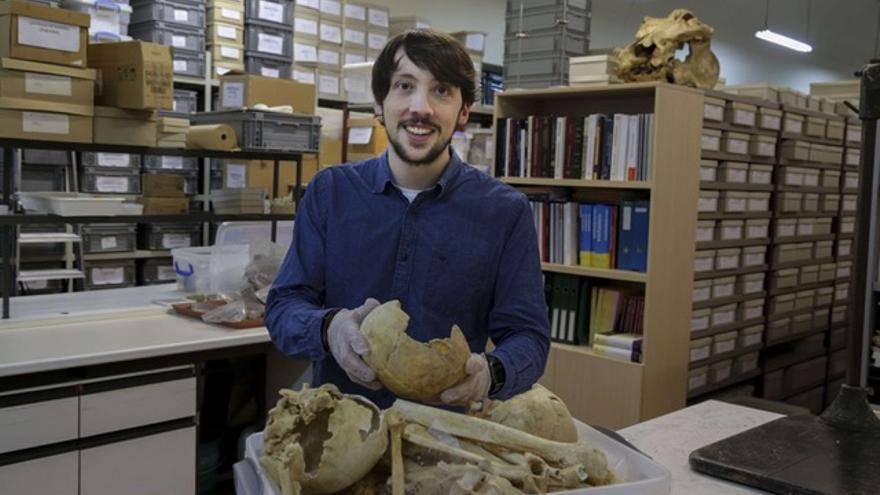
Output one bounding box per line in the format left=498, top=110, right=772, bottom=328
left=404, top=125, right=434, bottom=135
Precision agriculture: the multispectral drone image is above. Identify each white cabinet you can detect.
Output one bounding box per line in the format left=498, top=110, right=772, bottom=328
left=80, top=427, right=197, bottom=495
left=80, top=377, right=197, bottom=437
left=0, top=397, right=78, bottom=454
left=0, top=451, right=78, bottom=495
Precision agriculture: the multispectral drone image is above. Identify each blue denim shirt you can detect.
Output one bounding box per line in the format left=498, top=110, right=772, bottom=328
left=265, top=150, right=550, bottom=409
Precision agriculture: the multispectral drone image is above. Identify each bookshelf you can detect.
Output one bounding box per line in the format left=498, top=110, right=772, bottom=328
left=493, top=82, right=703, bottom=428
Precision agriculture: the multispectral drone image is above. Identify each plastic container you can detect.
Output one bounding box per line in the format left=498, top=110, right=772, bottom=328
left=17, top=192, right=128, bottom=216
left=143, top=155, right=198, bottom=172
left=129, top=21, right=205, bottom=52
left=82, top=223, right=136, bottom=253
left=139, top=257, right=176, bottom=285
left=245, top=20, right=293, bottom=57
left=80, top=167, right=141, bottom=194
left=80, top=152, right=140, bottom=169
left=64, top=0, right=133, bottom=38
left=130, top=0, right=205, bottom=29
left=84, top=259, right=136, bottom=290
left=22, top=149, right=71, bottom=166
left=171, top=244, right=250, bottom=294
left=245, top=0, right=294, bottom=27
left=245, top=52, right=293, bottom=79
left=140, top=223, right=201, bottom=250
left=172, top=48, right=206, bottom=77
left=173, top=88, right=198, bottom=114
left=190, top=109, right=321, bottom=152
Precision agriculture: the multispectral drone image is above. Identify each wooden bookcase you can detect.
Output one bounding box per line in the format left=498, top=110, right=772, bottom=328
left=493, top=82, right=703, bottom=429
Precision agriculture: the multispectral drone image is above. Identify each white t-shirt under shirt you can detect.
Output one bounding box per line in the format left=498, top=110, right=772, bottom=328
left=395, top=184, right=429, bottom=203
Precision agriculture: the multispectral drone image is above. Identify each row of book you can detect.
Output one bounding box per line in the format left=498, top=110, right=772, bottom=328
left=529, top=199, right=650, bottom=272
left=546, top=273, right=645, bottom=363
left=496, top=113, right=655, bottom=181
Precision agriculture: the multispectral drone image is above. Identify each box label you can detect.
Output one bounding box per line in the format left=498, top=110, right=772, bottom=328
left=157, top=265, right=176, bottom=280
left=348, top=126, right=372, bottom=145
left=92, top=267, right=124, bottom=285
left=225, top=162, right=246, bottom=188
left=295, top=17, right=318, bottom=35
left=100, top=236, right=118, bottom=250
left=162, top=156, right=184, bottom=169
left=22, top=111, right=69, bottom=135
left=368, top=32, right=387, bottom=50
left=97, top=153, right=130, bottom=167
left=217, top=25, right=237, bottom=39
left=95, top=176, right=129, bottom=192
left=173, top=8, right=189, bottom=22
left=320, top=24, right=342, bottom=44
left=173, top=59, right=188, bottom=73
left=368, top=8, right=388, bottom=27
left=163, top=233, right=191, bottom=248
left=220, top=46, right=241, bottom=59
left=319, top=74, right=339, bottom=95
left=293, top=42, right=317, bottom=62
left=18, top=16, right=80, bottom=53
left=344, top=74, right=367, bottom=93
left=221, top=8, right=241, bottom=21
left=221, top=82, right=245, bottom=108
left=344, top=52, right=365, bottom=65
left=344, top=28, right=365, bottom=45
left=24, top=72, right=72, bottom=96
left=261, top=67, right=280, bottom=78
left=293, top=69, right=315, bottom=84
left=465, top=33, right=484, bottom=52
left=172, top=35, right=187, bottom=48
left=344, top=3, right=365, bottom=20
left=258, top=33, right=284, bottom=55
left=258, top=0, right=284, bottom=22
left=320, top=0, right=341, bottom=16
left=296, top=0, right=320, bottom=9
left=318, top=48, right=339, bottom=66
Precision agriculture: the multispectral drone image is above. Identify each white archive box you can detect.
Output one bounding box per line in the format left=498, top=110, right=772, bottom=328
left=783, top=113, right=804, bottom=134
left=692, top=279, right=711, bottom=302
left=718, top=161, right=747, bottom=183
left=688, top=366, right=708, bottom=391
left=722, top=131, right=749, bottom=155
left=699, top=159, right=718, bottom=182
left=756, top=107, right=781, bottom=131
left=725, top=101, right=756, bottom=127
left=698, top=190, right=719, bottom=213
left=748, top=164, right=772, bottom=185
left=742, top=246, right=766, bottom=267
left=711, top=276, right=735, bottom=299
left=716, top=219, right=743, bottom=241
left=744, top=218, right=769, bottom=239
left=239, top=426, right=672, bottom=495
left=747, top=192, right=770, bottom=212
left=701, top=128, right=721, bottom=152
left=695, top=220, right=715, bottom=243
left=691, top=308, right=711, bottom=332
left=703, top=96, right=724, bottom=121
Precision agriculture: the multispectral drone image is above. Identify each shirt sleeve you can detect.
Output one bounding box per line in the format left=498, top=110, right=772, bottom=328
left=264, top=170, right=334, bottom=361
left=486, top=196, right=551, bottom=400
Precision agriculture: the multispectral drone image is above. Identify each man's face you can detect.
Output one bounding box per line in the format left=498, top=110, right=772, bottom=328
left=377, top=48, right=470, bottom=166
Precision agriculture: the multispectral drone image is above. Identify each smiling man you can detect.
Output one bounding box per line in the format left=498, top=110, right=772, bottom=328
left=265, top=29, right=550, bottom=409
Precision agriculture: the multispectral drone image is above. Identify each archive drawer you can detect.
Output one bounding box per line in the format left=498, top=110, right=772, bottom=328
left=0, top=452, right=78, bottom=495
left=0, top=396, right=78, bottom=454
left=80, top=377, right=196, bottom=437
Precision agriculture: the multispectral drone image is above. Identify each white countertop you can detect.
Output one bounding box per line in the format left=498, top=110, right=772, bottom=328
left=0, top=285, right=271, bottom=377
left=620, top=400, right=782, bottom=494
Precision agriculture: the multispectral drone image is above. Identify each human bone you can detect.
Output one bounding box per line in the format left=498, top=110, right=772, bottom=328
left=404, top=461, right=522, bottom=495
left=260, top=384, right=388, bottom=495
left=359, top=300, right=471, bottom=402
left=615, top=9, right=720, bottom=89
left=391, top=399, right=615, bottom=486
left=471, top=384, right=578, bottom=443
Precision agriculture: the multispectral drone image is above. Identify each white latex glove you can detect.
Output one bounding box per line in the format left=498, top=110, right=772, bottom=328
left=440, top=353, right=491, bottom=405
left=327, top=298, right=382, bottom=390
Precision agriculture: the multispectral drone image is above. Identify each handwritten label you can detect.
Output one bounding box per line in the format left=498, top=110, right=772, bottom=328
left=217, top=25, right=237, bottom=40
left=295, top=17, right=318, bottom=35
left=261, top=67, right=280, bottom=78
left=258, top=32, right=284, bottom=55
left=258, top=1, right=284, bottom=23
left=23, top=111, right=69, bottom=135
left=25, top=72, right=71, bottom=96
left=344, top=28, right=365, bottom=45
left=703, top=104, right=722, bottom=121
left=220, top=46, right=241, bottom=59
left=318, top=48, right=339, bottom=65
left=348, top=126, right=373, bottom=145
left=293, top=69, right=315, bottom=84
left=368, top=7, right=388, bottom=27
left=222, top=81, right=244, bottom=108
left=100, top=236, right=118, bottom=250
left=96, top=153, right=130, bottom=167
left=171, top=35, right=187, bottom=48
left=320, top=23, right=342, bottom=44
left=344, top=3, right=365, bottom=20
left=221, top=8, right=241, bottom=21
left=173, top=9, right=189, bottom=22
left=91, top=267, right=124, bottom=285
left=162, top=233, right=191, bottom=249
left=368, top=32, right=387, bottom=50
left=320, top=0, right=341, bottom=16
left=760, top=114, right=781, bottom=130
left=95, top=176, right=129, bottom=193
left=294, top=42, right=317, bottom=62
left=18, top=16, right=80, bottom=52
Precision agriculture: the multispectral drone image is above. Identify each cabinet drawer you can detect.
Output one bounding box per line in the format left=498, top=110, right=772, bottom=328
left=80, top=377, right=196, bottom=437
left=0, top=397, right=78, bottom=454
left=80, top=426, right=196, bottom=495
left=0, top=451, right=78, bottom=495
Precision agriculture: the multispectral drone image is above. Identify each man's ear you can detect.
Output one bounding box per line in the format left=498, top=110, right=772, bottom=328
left=374, top=103, right=385, bottom=126
left=457, top=103, right=471, bottom=130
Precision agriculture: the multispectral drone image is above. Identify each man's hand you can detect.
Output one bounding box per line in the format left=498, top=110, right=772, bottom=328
left=327, top=298, right=382, bottom=390
left=440, top=353, right=491, bottom=405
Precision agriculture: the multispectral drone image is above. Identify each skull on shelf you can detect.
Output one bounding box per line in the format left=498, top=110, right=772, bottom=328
left=615, top=9, right=720, bottom=89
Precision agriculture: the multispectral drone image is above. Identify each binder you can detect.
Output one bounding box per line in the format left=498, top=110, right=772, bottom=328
left=591, top=204, right=611, bottom=268
left=578, top=203, right=593, bottom=266
left=563, top=202, right=578, bottom=266
left=631, top=200, right=650, bottom=272
left=565, top=274, right=578, bottom=343
left=617, top=200, right=634, bottom=271
left=574, top=277, right=592, bottom=345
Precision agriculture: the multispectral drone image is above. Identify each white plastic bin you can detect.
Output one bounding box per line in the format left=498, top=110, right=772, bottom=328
left=171, top=244, right=250, bottom=294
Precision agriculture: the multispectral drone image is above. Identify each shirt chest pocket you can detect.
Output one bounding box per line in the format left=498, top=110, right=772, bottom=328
left=422, top=246, right=488, bottom=316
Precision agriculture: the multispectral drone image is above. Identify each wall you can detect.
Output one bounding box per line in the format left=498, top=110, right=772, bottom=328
left=365, top=0, right=507, bottom=64
left=591, top=0, right=877, bottom=92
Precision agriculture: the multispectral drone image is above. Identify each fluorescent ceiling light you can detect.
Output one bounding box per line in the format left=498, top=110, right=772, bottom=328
left=755, top=29, right=813, bottom=52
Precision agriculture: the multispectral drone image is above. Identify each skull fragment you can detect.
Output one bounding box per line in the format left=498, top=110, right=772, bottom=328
left=260, top=384, right=388, bottom=495
left=359, top=300, right=471, bottom=402
left=615, top=9, right=720, bottom=89
left=471, top=384, right=579, bottom=443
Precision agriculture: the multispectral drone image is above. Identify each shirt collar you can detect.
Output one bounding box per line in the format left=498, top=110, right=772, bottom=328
left=370, top=148, right=466, bottom=196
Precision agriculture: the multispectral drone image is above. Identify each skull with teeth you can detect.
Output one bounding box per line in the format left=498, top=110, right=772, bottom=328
left=615, top=9, right=720, bottom=89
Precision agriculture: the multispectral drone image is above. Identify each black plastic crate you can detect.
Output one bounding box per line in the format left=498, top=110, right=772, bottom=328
left=190, top=109, right=320, bottom=152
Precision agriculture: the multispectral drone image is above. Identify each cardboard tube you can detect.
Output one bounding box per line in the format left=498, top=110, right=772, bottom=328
left=186, top=124, right=238, bottom=150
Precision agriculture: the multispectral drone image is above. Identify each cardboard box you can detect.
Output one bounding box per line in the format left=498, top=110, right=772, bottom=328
left=0, top=0, right=89, bottom=67
left=0, top=58, right=95, bottom=115
left=93, top=106, right=157, bottom=146
left=142, top=173, right=185, bottom=197
left=219, top=73, right=316, bottom=114
left=247, top=159, right=319, bottom=198
left=208, top=22, right=244, bottom=45
left=138, top=196, right=189, bottom=214
left=347, top=116, right=387, bottom=160
left=0, top=107, right=91, bottom=142
left=89, top=41, right=174, bottom=110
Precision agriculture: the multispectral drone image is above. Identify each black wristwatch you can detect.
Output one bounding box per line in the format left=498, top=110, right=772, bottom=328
left=321, top=308, right=342, bottom=352
left=486, top=354, right=506, bottom=395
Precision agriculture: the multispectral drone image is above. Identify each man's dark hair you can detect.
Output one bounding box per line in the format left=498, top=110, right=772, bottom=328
left=371, top=29, right=476, bottom=108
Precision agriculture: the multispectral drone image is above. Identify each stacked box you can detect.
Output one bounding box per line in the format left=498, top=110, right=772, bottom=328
left=389, top=15, right=430, bottom=36
left=503, top=0, right=591, bottom=89
left=61, top=0, right=134, bottom=42
left=341, top=0, right=368, bottom=70
left=365, top=2, right=389, bottom=61
left=130, top=0, right=207, bottom=78
left=207, top=0, right=245, bottom=77
left=315, top=0, right=343, bottom=97
left=292, top=1, right=319, bottom=83
left=245, top=0, right=294, bottom=79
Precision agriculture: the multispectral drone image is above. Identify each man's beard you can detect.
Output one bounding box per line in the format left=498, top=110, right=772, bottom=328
left=386, top=125, right=453, bottom=166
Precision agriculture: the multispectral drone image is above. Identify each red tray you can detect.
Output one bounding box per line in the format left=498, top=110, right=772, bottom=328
left=171, top=302, right=265, bottom=329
